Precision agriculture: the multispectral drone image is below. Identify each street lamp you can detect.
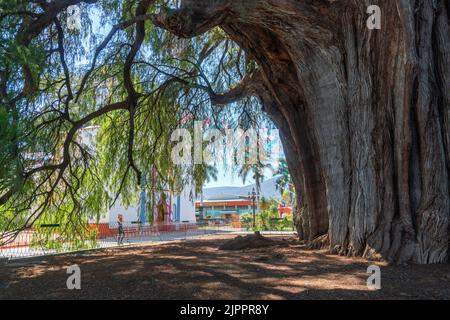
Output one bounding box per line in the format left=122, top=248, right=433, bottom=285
left=248, top=188, right=257, bottom=229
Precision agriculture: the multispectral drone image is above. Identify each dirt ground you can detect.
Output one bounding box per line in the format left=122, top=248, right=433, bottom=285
left=0, top=234, right=449, bottom=300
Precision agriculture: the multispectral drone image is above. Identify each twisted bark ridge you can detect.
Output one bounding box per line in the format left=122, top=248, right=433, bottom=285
left=154, top=0, right=450, bottom=263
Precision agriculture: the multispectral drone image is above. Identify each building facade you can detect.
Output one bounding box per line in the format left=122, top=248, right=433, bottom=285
left=80, top=127, right=197, bottom=228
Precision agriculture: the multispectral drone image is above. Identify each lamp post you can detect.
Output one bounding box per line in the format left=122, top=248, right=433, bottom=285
left=248, top=188, right=257, bottom=229
left=199, top=193, right=205, bottom=221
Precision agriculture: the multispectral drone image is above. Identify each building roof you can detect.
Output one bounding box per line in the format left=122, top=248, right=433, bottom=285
left=195, top=199, right=252, bottom=207
left=201, top=177, right=281, bottom=201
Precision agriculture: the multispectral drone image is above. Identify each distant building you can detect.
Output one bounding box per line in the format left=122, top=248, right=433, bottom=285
left=105, top=187, right=196, bottom=227
left=197, top=177, right=293, bottom=220
left=80, top=126, right=196, bottom=228
left=196, top=199, right=253, bottom=219
left=195, top=198, right=292, bottom=220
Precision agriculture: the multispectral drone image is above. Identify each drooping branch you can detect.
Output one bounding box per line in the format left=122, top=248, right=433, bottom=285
left=1, top=0, right=193, bottom=241
left=0, top=100, right=128, bottom=209
left=16, top=0, right=99, bottom=97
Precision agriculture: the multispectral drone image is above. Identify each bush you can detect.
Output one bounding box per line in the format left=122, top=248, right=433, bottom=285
left=240, top=207, right=294, bottom=231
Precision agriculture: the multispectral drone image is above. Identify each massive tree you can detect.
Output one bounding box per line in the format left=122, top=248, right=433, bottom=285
left=0, top=0, right=449, bottom=264
left=153, top=0, right=450, bottom=264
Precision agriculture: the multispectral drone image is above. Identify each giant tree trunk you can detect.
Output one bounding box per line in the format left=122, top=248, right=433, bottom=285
left=154, top=0, right=450, bottom=264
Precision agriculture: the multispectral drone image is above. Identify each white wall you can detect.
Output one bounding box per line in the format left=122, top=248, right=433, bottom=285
left=108, top=200, right=140, bottom=226
left=80, top=126, right=196, bottom=225
left=177, top=186, right=196, bottom=223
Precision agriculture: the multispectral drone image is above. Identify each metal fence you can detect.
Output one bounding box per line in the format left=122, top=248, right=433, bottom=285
left=0, top=221, right=296, bottom=260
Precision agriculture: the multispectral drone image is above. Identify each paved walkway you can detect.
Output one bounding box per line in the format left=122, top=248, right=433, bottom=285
left=0, top=228, right=296, bottom=260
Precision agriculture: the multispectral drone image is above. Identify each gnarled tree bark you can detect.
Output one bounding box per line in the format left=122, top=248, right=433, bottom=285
left=154, top=0, right=450, bottom=264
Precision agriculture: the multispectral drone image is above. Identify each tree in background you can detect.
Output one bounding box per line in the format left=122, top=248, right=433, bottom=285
left=274, top=159, right=289, bottom=197
left=274, top=158, right=296, bottom=206
left=238, top=161, right=273, bottom=199
left=242, top=197, right=293, bottom=231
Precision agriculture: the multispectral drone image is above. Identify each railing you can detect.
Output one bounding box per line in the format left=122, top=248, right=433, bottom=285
left=0, top=221, right=296, bottom=260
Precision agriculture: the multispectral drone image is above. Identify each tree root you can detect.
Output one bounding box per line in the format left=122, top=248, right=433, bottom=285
left=305, top=234, right=330, bottom=250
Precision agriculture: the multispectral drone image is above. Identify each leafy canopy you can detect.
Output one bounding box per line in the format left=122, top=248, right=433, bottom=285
left=0, top=0, right=275, bottom=241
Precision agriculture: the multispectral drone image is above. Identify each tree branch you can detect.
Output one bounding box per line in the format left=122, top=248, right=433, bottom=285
left=209, top=70, right=263, bottom=106
left=152, top=5, right=230, bottom=38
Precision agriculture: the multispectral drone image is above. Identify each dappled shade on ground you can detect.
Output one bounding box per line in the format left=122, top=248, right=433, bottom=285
left=0, top=235, right=449, bottom=300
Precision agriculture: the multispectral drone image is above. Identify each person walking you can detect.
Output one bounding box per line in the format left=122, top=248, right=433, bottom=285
left=117, top=214, right=125, bottom=245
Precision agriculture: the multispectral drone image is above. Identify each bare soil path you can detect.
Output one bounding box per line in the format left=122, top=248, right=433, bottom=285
left=0, top=235, right=449, bottom=300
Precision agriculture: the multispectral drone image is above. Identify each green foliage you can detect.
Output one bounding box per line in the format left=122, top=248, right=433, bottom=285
left=0, top=0, right=273, bottom=242
left=0, top=108, right=16, bottom=185
left=241, top=198, right=293, bottom=231
left=275, top=158, right=295, bottom=205
left=30, top=225, right=98, bottom=251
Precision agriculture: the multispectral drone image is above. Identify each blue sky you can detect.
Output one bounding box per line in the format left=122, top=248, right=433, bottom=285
left=204, top=165, right=278, bottom=188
